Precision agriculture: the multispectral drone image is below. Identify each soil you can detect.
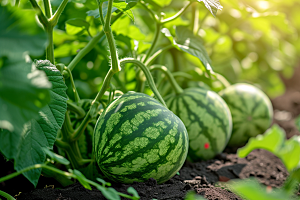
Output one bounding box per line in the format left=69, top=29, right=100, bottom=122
left=1, top=67, right=300, bottom=200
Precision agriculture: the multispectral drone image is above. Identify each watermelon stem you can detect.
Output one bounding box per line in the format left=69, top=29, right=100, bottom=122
left=149, top=65, right=183, bottom=95
left=67, top=101, right=86, bottom=119
left=120, top=58, right=167, bottom=107
left=215, top=73, right=231, bottom=89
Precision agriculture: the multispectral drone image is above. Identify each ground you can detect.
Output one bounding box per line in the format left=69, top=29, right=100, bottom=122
left=1, top=66, right=300, bottom=200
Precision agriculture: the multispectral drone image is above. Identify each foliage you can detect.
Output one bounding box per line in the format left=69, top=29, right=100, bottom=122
left=0, top=0, right=299, bottom=199
left=227, top=125, right=300, bottom=200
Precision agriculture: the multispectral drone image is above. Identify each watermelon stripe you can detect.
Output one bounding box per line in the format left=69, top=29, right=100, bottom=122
left=94, top=92, right=188, bottom=184
left=219, top=83, right=273, bottom=146
left=165, top=88, right=232, bottom=161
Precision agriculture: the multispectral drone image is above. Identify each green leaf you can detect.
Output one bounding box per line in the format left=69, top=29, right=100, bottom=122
left=66, top=18, right=90, bottom=36
left=237, top=124, right=300, bottom=172
left=72, top=169, right=92, bottom=190
left=113, top=2, right=135, bottom=21
left=162, top=26, right=213, bottom=73
left=127, top=187, right=140, bottom=198
left=1, top=60, right=68, bottom=187
left=42, top=147, right=70, bottom=165
left=87, top=1, right=136, bottom=21
left=229, top=179, right=293, bottom=200
left=152, top=0, right=172, bottom=7
left=197, top=0, right=223, bottom=17
left=185, top=191, right=207, bottom=200
left=87, top=4, right=118, bottom=19
left=54, top=41, right=87, bottom=58
left=237, top=125, right=285, bottom=158
left=112, top=16, right=145, bottom=41
left=96, top=186, right=121, bottom=200
left=0, top=59, right=51, bottom=134
left=0, top=5, right=47, bottom=59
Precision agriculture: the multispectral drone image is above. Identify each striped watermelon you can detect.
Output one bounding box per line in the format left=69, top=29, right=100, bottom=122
left=219, top=83, right=273, bottom=147
left=93, top=91, right=189, bottom=184
left=165, top=88, right=232, bottom=161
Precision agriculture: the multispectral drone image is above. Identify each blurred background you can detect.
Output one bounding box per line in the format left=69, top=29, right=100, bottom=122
left=9, top=0, right=300, bottom=100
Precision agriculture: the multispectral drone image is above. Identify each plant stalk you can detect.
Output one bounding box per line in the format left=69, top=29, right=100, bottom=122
left=120, top=58, right=167, bottom=107
left=0, top=190, right=15, bottom=200
left=51, top=0, right=69, bottom=26
left=67, top=13, right=123, bottom=72
left=102, top=0, right=120, bottom=73
left=149, top=65, right=183, bottom=95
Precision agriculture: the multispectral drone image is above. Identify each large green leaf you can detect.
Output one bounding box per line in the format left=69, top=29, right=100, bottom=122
left=162, top=26, right=213, bottom=72
left=87, top=1, right=137, bottom=21
left=197, top=0, right=223, bottom=17
left=237, top=125, right=300, bottom=172
left=229, top=179, right=293, bottom=200
left=0, top=5, right=47, bottom=59
left=0, top=60, right=68, bottom=187
left=0, top=59, right=51, bottom=134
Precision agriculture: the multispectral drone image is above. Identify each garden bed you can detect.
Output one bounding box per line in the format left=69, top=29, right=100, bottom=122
left=1, top=69, right=300, bottom=200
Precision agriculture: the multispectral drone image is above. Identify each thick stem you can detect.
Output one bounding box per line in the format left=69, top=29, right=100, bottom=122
left=51, top=0, right=69, bottom=26
left=29, top=0, right=48, bottom=28
left=67, top=13, right=122, bottom=72
left=120, top=58, right=167, bottom=107
left=93, top=69, right=115, bottom=103
left=103, top=0, right=120, bottom=73
left=43, top=0, right=52, bottom=18
left=149, top=65, right=183, bottom=95
left=45, top=24, right=55, bottom=64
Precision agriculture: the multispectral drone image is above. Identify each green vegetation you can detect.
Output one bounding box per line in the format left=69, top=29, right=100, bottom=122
left=0, top=0, right=300, bottom=199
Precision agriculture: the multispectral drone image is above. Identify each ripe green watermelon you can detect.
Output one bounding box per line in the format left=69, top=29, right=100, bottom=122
left=93, top=91, right=189, bottom=184
left=165, top=88, right=232, bottom=161
left=219, top=83, right=273, bottom=147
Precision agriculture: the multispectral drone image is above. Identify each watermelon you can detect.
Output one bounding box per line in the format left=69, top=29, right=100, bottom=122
left=93, top=91, right=189, bottom=184
left=219, top=83, right=273, bottom=147
left=165, top=88, right=232, bottom=161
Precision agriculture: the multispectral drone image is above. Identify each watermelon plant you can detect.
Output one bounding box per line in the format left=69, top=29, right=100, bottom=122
left=0, top=0, right=227, bottom=197
left=219, top=83, right=273, bottom=147
left=150, top=66, right=232, bottom=161
left=1, top=0, right=294, bottom=198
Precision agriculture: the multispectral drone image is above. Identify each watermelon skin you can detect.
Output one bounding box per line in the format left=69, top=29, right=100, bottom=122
left=219, top=83, right=273, bottom=147
left=93, top=91, right=189, bottom=184
left=165, top=88, right=232, bottom=161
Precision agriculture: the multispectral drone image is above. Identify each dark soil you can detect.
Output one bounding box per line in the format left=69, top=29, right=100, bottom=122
left=1, top=67, right=300, bottom=200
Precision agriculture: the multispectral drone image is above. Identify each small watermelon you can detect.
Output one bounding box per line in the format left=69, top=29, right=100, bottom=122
left=165, top=88, right=232, bottom=161
left=219, top=83, right=273, bottom=147
left=93, top=91, right=189, bottom=184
